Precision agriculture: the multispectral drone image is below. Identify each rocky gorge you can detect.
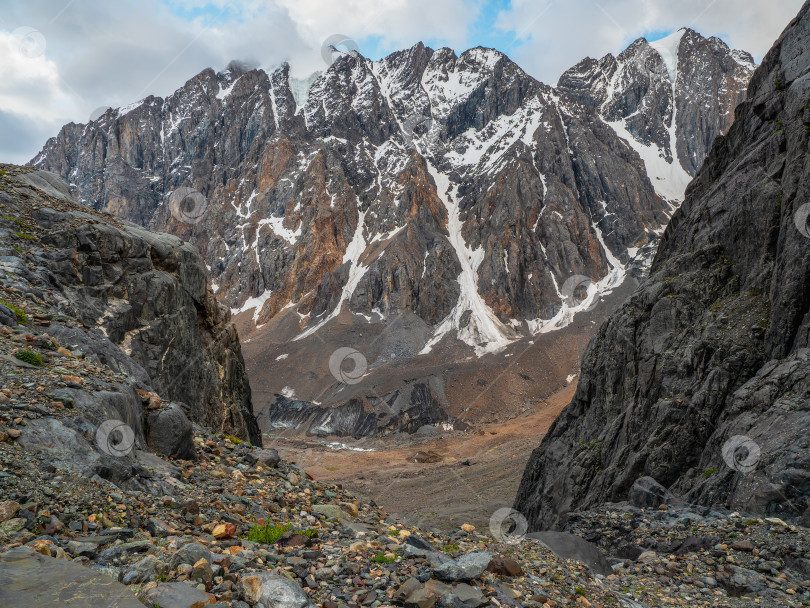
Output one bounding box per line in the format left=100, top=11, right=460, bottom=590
left=1, top=2, right=809, bottom=606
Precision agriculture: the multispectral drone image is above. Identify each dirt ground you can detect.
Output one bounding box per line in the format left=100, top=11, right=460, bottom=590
left=268, top=381, right=577, bottom=533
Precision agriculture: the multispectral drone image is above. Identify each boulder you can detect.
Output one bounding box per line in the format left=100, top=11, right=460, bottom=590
left=0, top=303, right=18, bottom=327
left=716, top=565, right=767, bottom=596
left=628, top=477, right=681, bottom=509
left=432, top=551, right=492, bottom=582
left=170, top=542, right=213, bottom=569
left=146, top=403, right=195, bottom=460
left=142, top=582, right=214, bottom=608
left=256, top=449, right=280, bottom=468
left=0, top=546, right=143, bottom=607
left=254, top=573, right=315, bottom=608
left=486, top=556, right=523, bottom=577
left=0, top=500, right=20, bottom=523
left=526, top=532, right=612, bottom=575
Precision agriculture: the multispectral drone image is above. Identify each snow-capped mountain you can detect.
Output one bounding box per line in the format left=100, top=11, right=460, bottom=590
left=559, top=28, right=754, bottom=202
left=30, top=32, right=754, bottom=435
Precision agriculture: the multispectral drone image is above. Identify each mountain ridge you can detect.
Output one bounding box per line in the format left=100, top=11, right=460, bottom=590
left=29, top=29, right=754, bottom=437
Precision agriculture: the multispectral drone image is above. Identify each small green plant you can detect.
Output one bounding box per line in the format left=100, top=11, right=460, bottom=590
left=575, top=586, right=587, bottom=596
left=12, top=231, right=36, bottom=240
left=0, top=168, right=5, bottom=176
left=387, top=528, right=401, bottom=537
left=443, top=543, right=459, bottom=553
left=372, top=552, right=396, bottom=564
left=775, top=79, right=783, bottom=90
left=245, top=521, right=316, bottom=544
left=224, top=434, right=243, bottom=444
left=702, top=468, right=718, bottom=478
left=156, top=572, right=169, bottom=582
left=11, top=246, right=24, bottom=253
left=247, top=522, right=291, bottom=544
left=0, top=300, right=27, bottom=324
left=15, top=350, right=44, bottom=366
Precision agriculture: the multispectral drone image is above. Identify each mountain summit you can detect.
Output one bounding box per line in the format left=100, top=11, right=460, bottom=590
left=30, top=30, right=754, bottom=436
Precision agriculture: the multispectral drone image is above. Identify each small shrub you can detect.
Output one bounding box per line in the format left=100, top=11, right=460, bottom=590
left=13, top=232, right=36, bottom=241
left=245, top=521, right=317, bottom=544
left=702, top=468, right=718, bottom=478
left=15, top=350, right=44, bottom=366
left=443, top=543, right=459, bottom=553
left=0, top=300, right=27, bottom=324
left=247, top=522, right=290, bottom=544
left=224, top=434, right=243, bottom=445
left=372, top=552, right=396, bottom=564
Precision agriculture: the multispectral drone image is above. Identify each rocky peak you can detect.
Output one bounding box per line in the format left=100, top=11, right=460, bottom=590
left=29, top=31, right=753, bottom=433
left=558, top=26, right=755, bottom=202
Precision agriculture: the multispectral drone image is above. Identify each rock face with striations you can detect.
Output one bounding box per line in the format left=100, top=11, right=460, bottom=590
left=514, top=1, right=810, bottom=530
left=0, top=167, right=260, bottom=449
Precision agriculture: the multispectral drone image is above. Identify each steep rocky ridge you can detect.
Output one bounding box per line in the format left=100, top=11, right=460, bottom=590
left=559, top=28, right=754, bottom=200
left=29, top=33, right=752, bottom=435
left=0, top=165, right=259, bottom=456
left=515, top=1, right=810, bottom=530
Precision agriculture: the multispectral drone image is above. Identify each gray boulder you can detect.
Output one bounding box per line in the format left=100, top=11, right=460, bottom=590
left=146, top=403, right=195, bottom=460
left=142, top=582, right=213, bottom=608
left=170, top=542, right=212, bottom=569
left=526, top=532, right=612, bottom=576
left=0, top=546, right=143, bottom=607
left=0, top=303, right=18, bottom=327
left=716, top=565, right=767, bottom=596
left=432, top=552, right=492, bottom=582
left=256, top=449, right=280, bottom=468
left=628, top=477, right=682, bottom=509
left=255, top=573, right=316, bottom=608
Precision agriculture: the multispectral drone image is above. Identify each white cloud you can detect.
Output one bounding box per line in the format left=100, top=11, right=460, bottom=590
left=275, top=0, right=477, bottom=59
left=0, top=30, right=79, bottom=121
left=495, top=0, right=806, bottom=85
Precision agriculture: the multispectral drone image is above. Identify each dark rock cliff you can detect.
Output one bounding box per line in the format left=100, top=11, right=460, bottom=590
left=0, top=167, right=260, bottom=447
left=515, top=1, right=810, bottom=530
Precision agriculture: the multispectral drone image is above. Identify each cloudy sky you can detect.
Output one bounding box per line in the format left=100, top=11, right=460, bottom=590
left=2, top=0, right=804, bottom=164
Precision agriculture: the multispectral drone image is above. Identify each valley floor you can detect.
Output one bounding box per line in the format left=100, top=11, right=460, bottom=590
left=271, top=383, right=577, bottom=533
